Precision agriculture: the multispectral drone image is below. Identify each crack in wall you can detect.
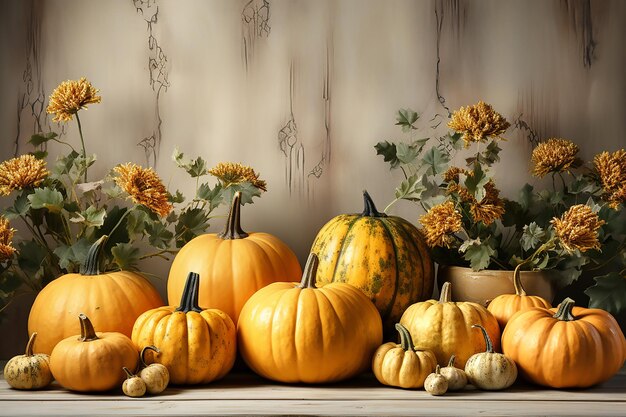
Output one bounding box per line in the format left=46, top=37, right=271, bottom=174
left=242, top=0, right=270, bottom=72
left=278, top=62, right=303, bottom=196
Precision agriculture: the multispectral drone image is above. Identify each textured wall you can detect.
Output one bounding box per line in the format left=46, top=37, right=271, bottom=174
left=1, top=0, right=625, bottom=354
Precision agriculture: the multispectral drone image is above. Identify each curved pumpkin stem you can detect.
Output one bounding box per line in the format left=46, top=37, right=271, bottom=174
left=299, top=253, right=319, bottom=289
left=447, top=354, right=457, bottom=368
left=78, top=313, right=99, bottom=342
left=439, top=282, right=452, bottom=303
left=218, top=191, right=249, bottom=240
left=140, top=345, right=160, bottom=368
left=472, top=324, right=493, bottom=353
left=80, top=235, right=108, bottom=276
left=553, top=297, right=576, bottom=321
left=361, top=190, right=387, bottom=218
left=435, top=364, right=441, bottom=375
left=176, top=272, right=203, bottom=313
left=25, top=332, right=37, bottom=357
left=395, top=323, right=415, bottom=352
left=123, top=367, right=135, bottom=379
left=512, top=263, right=528, bottom=296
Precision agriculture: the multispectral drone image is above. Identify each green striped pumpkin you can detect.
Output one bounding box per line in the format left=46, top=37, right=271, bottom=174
left=310, top=191, right=434, bottom=336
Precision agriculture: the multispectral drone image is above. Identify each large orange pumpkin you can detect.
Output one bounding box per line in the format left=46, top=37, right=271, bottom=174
left=237, top=253, right=383, bottom=384
left=310, top=190, right=434, bottom=335
left=167, top=192, right=301, bottom=323
left=28, top=236, right=163, bottom=354
left=502, top=297, right=626, bottom=388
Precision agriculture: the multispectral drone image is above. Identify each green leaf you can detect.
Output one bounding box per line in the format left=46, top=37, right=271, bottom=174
left=102, top=184, right=125, bottom=199
left=221, top=182, right=261, bottom=205
left=3, top=190, right=31, bottom=220
left=395, top=109, right=418, bottom=132
left=172, top=148, right=208, bottom=178
left=464, top=163, right=489, bottom=200
left=28, top=132, right=58, bottom=147
left=395, top=174, right=427, bottom=202
left=51, top=150, right=80, bottom=178
left=585, top=272, right=626, bottom=315
left=448, top=132, right=463, bottom=150
left=479, top=140, right=502, bottom=166
left=518, top=184, right=534, bottom=211
left=146, top=222, right=173, bottom=249
left=168, top=190, right=185, bottom=204
left=126, top=209, right=149, bottom=237
left=70, top=206, right=106, bottom=228
left=111, top=243, right=140, bottom=271
left=53, top=239, right=91, bottom=272
left=421, top=146, right=449, bottom=176
left=568, top=174, right=595, bottom=195
left=31, top=150, right=48, bottom=159
left=396, top=142, right=420, bottom=165
left=16, top=240, right=47, bottom=275
left=374, top=141, right=400, bottom=169
left=175, top=208, right=209, bottom=247
left=521, top=222, right=545, bottom=251
left=197, top=183, right=224, bottom=211
left=462, top=238, right=496, bottom=271
left=27, top=187, right=64, bottom=213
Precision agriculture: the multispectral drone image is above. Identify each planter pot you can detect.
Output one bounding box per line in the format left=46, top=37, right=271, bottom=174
left=437, top=266, right=556, bottom=307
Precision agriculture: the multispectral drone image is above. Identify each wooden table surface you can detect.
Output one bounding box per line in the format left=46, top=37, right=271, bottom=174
left=1, top=367, right=625, bottom=416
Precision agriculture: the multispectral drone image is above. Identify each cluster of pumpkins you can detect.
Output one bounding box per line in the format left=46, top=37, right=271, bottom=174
left=4, top=191, right=626, bottom=394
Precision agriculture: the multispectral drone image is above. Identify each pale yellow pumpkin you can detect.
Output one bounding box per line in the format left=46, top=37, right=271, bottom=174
left=3, top=333, right=52, bottom=390
left=465, top=325, right=517, bottom=390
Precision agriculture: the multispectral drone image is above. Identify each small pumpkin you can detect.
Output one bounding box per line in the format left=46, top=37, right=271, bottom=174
left=138, top=345, right=169, bottom=394
left=167, top=192, right=302, bottom=324
left=465, top=324, right=517, bottom=390
left=238, top=253, right=383, bottom=384
left=132, top=271, right=237, bottom=385
left=502, top=297, right=626, bottom=388
left=372, top=323, right=437, bottom=389
left=29, top=235, right=163, bottom=354
left=424, top=365, right=448, bottom=396
left=122, top=367, right=146, bottom=398
left=50, top=314, right=138, bottom=392
left=3, top=332, right=53, bottom=390
left=439, top=355, right=467, bottom=391
left=487, top=262, right=552, bottom=330
left=400, top=281, right=500, bottom=367
left=310, top=190, right=434, bottom=335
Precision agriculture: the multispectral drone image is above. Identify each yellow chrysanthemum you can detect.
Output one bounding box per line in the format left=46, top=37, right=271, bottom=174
left=551, top=204, right=604, bottom=253
left=419, top=201, right=463, bottom=248
left=469, top=181, right=505, bottom=226
left=46, top=77, right=101, bottom=122
left=443, top=166, right=469, bottom=183
left=208, top=162, right=267, bottom=192
left=113, top=163, right=172, bottom=217
left=448, top=101, right=510, bottom=147
left=0, top=216, right=16, bottom=261
left=594, top=149, right=626, bottom=209
left=531, top=138, right=580, bottom=178
left=0, top=154, right=49, bottom=196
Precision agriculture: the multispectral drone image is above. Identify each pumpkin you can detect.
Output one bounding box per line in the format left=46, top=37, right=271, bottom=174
left=465, top=324, right=517, bottom=390
left=167, top=191, right=301, bottom=324
left=439, top=355, right=467, bottom=391
left=487, top=263, right=552, bottom=330
left=132, top=271, right=237, bottom=385
left=399, top=281, right=500, bottom=367
left=372, top=323, right=437, bottom=389
left=3, top=332, right=53, bottom=390
left=50, top=314, right=138, bottom=392
left=138, top=345, right=169, bottom=394
left=122, top=367, right=146, bottom=398
left=28, top=235, right=163, bottom=354
left=424, top=365, right=448, bottom=396
left=238, top=253, right=383, bottom=384
left=502, top=297, right=626, bottom=388
left=310, top=190, right=434, bottom=335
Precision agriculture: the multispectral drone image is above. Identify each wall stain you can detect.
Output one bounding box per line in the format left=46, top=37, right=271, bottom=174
left=278, top=62, right=304, bottom=196
left=514, top=85, right=559, bottom=147
left=561, top=0, right=597, bottom=69
left=241, top=0, right=271, bottom=72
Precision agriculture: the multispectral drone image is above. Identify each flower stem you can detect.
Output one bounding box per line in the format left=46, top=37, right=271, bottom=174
left=108, top=206, right=133, bottom=238
left=75, top=113, right=87, bottom=182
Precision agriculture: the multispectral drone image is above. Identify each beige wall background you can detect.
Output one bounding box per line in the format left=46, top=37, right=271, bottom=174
left=1, top=0, right=625, bottom=355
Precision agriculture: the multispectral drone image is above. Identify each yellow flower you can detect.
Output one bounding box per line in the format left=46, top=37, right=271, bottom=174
left=208, top=162, right=267, bottom=192
left=0, top=216, right=16, bottom=262
left=448, top=101, right=510, bottom=147
left=443, top=166, right=468, bottom=183
left=113, top=163, right=172, bottom=217
left=594, top=149, right=626, bottom=209
left=531, top=138, right=580, bottom=178
left=46, top=77, right=101, bottom=122
left=551, top=204, right=604, bottom=253
left=0, top=154, right=49, bottom=196
left=469, top=181, right=505, bottom=226
left=419, top=201, right=462, bottom=248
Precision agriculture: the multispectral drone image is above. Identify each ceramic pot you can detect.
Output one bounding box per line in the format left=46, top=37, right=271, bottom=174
left=437, top=266, right=555, bottom=307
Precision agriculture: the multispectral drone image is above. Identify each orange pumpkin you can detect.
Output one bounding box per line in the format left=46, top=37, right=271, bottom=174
left=28, top=235, right=163, bottom=354
left=237, top=253, right=383, bottom=384
left=487, top=263, right=552, bottom=330
left=502, top=298, right=626, bottom=388
left=132, top=271, right=237, bottom=385
left=167, top=192, right=301, bottom=323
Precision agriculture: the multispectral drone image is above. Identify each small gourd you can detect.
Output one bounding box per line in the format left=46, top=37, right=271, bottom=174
left=439, top=355, right=467, bottom=391
left=122, top=367, right=146, bottom=398
left=465, top=324, right=517, bottom=390
left=3, top=333, right=53, bottom=390
left=424, top=365, right=448, bottom=396
left=138, top=345, right=170, bottom=394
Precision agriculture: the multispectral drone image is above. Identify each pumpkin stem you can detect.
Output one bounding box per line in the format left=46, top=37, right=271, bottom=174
left=361, top=190, right=387, bottom=218
left=553, top=297, right=576, bottom=321
left=140, top=345, right=160, bottom=369
left=123, top=367, right=135, bottom=379
left=176, top=272, right=204, bottom=313
left=512, top=262, right=528, bottom=296
left=435, top=364, right=441, bottom=375
left=25, top=332, right=37, bottom=357
left=78, top=313, right=99, bottom=342
left=299, top=253, right=319, bottom=289
left=80, top=235, right=108, bottom=275
left=395, top=323, right=416, bottom=351
left=472, top=324, right=493, bottom=353
left=439, top=282, right=452, bottom=303
left=218, top=191, right=249, bottom=240
left=447, top=354, right=456, bottom=368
